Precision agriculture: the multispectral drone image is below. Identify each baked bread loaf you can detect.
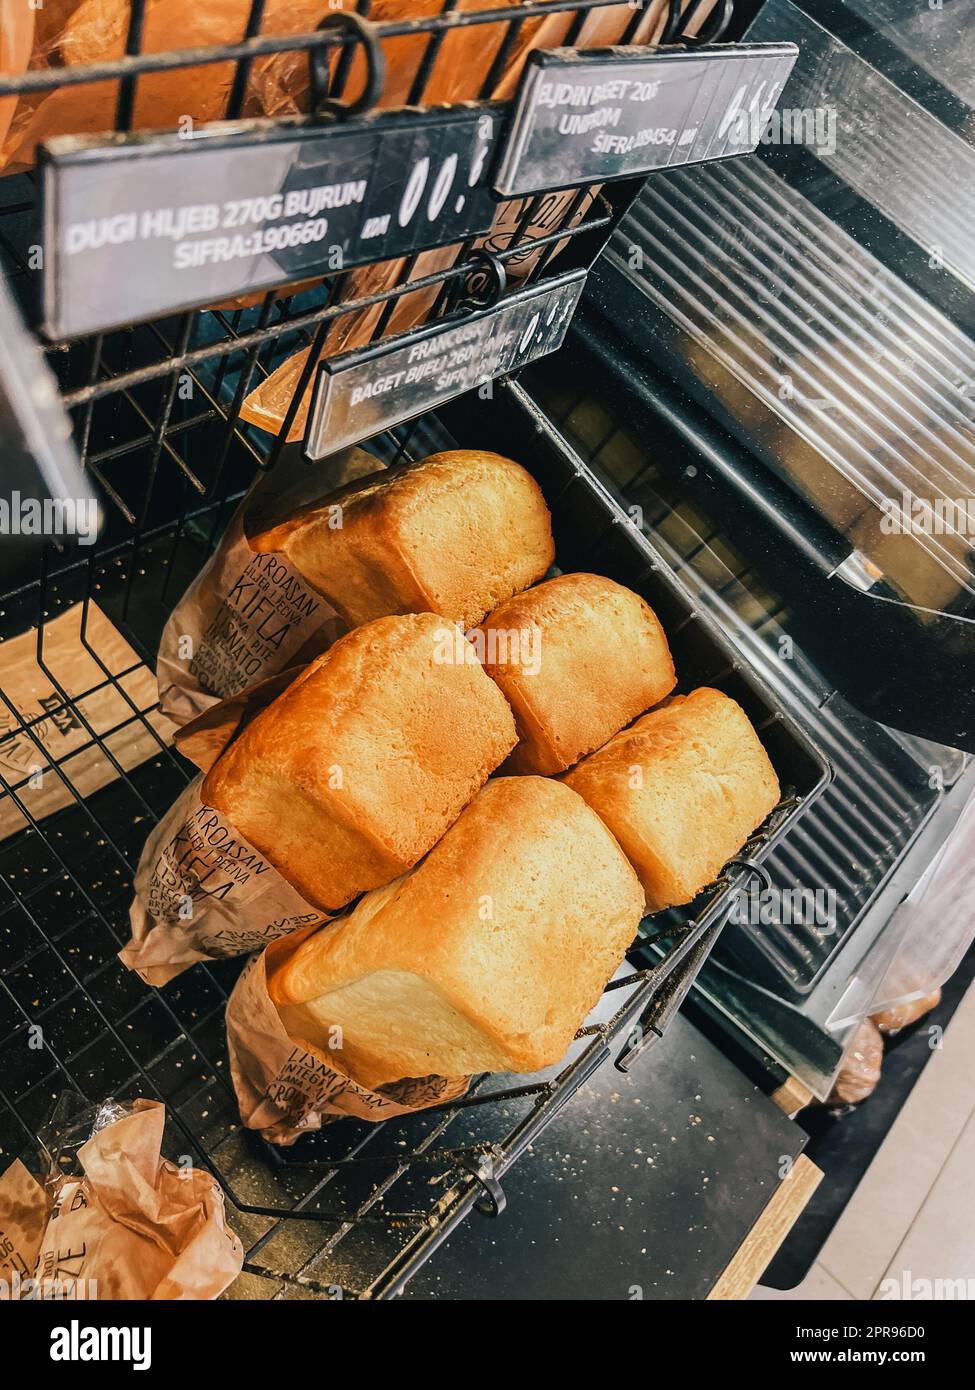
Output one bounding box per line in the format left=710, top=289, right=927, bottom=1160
left=203, top=613, right=517, bottom=912
left=253, top=450, right=555, bottom=629
left=481, top=573, right=676, bottom=774
left=268, top=776, right=645, bottom=1088
left=562, top=687, right=780, bottom=910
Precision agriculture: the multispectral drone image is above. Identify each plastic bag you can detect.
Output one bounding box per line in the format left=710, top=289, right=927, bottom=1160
left=873, top=988, right=942, bottom=1036
left=1, top=0, right=585, bottom=175
left=0, top=2, right=34, bottom=152
left=825, top=1018, right=884, bottom=1107
left=829, top=784, right=975, bottom=1034
left=870, top=787, right=975, bottom=1014
left=3, top=1, right=331, bottom=173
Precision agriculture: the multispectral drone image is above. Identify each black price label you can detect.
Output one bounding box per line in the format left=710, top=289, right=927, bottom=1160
left=305, top=268, right=586, bottom=458
left=41, top=105, right=501, bottom=339
left=494, top=42, right=799, bottom=196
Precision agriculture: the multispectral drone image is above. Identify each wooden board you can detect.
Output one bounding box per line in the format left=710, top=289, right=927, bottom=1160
left=0, top=603, right=177, bottom=840
left=707, top=1155, right=823, bottom=1300
left=771, top=1076, right=814, bottom=1117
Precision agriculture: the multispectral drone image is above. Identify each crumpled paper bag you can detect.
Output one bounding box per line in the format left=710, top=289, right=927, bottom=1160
left=0, top=1159, right=50, bottom=1293
left=156, top=443, right=380, bottom=724
left=0, top=1100, right=243, bottom=1299
left=227, top=927, right=469, bottom=1142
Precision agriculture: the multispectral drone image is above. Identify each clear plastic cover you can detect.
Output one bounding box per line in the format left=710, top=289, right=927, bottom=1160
left=610, top=0, right=975, bottom=625
left=828, top=784, right=975, bottom=1031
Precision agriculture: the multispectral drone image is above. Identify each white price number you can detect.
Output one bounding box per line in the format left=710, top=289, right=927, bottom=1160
left=396, top=116, right=494, bottom=229
left=518, top=290, right=574, bottom=357
left=718, top=76, right=784, bottom=143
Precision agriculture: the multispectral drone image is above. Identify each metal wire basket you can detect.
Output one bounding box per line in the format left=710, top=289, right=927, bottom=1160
left=0, top=375, right=829, bottom=1298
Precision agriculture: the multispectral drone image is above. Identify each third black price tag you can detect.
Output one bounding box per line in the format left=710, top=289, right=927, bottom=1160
left=306, top=269, right=586, bottom=458
left=41, top=105, right=501, bottom=339
left=494, top=41, right=799, bottom=196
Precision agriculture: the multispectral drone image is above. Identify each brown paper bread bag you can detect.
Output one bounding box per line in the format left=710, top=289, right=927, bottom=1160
left=124, top=665, right=332, bottom=986
left=123, top=665, right=323, bottom=987
left=156, top=443, right=381, bottom=723
left=227, top=927, right=469, bottom=1143
left=134, top=611, right=518, bottom=982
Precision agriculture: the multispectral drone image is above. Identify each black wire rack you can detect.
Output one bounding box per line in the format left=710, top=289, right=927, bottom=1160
left=0, top=379, right=829, bottom=1299
left=0, top=0, right=834, bottom=1301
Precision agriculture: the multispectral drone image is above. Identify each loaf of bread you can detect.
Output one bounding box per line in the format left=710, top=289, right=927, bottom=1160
left=202, top=613, right=517, bottom=912
left=562, top=687, right=780, bottom=911
left=268, top=776, right=645, bottom=1088
left=480, top=573, right=676, bottom=774
left=253, top=450, right=555, bottom=629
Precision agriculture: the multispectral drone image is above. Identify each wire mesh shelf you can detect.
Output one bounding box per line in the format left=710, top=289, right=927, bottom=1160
left=0, top=377, right=829, bottom=1297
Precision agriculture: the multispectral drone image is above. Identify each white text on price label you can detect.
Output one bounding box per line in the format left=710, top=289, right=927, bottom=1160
left=305, top=269, right=586, bottom=457
left=41, top=105, right=501, bottom=339
left=494, top=42, right=798, bottom=196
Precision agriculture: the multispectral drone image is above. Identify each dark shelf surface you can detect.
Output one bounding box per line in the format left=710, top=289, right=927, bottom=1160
left=398, top=1011, right=806, bottom=1301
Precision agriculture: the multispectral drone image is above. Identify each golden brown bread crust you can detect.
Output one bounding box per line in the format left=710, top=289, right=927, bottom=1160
left=202, top=614, right=517, bottom=912
left=562, top=687, right=780, bottom=911
left=268, top=776, right=645, bottom=1088
left=480, top=573, right=676, bottom=774
left=253, top=450, right=556, bottom=629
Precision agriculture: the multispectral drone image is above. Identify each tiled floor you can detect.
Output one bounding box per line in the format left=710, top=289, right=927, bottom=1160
left=752, top=980, right=975, bottom=1300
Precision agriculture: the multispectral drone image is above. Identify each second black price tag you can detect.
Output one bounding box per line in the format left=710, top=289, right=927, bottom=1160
left=494, top=41, right=799, bottom=196
left=41, top=105, right=501, bottom=340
